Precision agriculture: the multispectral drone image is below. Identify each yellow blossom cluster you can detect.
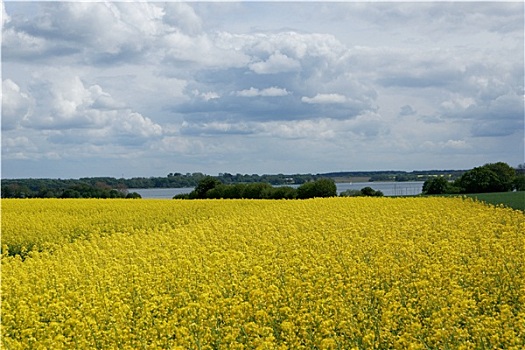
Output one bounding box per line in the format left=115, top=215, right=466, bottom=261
left=2, top=197, right=524, bottom=349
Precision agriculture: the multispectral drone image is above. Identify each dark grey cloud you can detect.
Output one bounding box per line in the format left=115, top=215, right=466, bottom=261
left=349, top=2, right=524, bottom=36
left=418, top=115, right=443, bottom=124
left=463, top=93, right=524, bottom=138
left=378, top=69, right=460, bottom=89
left=471, top=121, right=523, bottom=138
left=399, top=105, right=416, bottom=117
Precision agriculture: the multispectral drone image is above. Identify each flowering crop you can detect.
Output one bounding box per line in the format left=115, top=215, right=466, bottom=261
left=2, top=197, right=524, bottom=349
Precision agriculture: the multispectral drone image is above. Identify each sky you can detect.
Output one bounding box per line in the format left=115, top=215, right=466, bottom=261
left=2, top=1, right=524, bottom=179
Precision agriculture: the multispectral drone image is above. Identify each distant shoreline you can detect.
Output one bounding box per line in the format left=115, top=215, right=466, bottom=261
left=329, top=176, right=371, bottom=183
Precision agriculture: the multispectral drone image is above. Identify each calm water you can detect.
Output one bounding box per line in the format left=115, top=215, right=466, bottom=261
left=336, top=181, right=424, bottom=196
left=132, top=181, right=424, bottom=199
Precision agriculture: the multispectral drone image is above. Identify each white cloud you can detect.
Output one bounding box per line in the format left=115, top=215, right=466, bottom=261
left=162, top=31, right=250, bottom=69
left=257, top=112, right=388, bottom=141
left=236, top=87, right=289, bottom=97
left=422, top=139, right=471, bottom=151
left=154, top=136, right=206, bottom=155
left=192, top=90, right=220, bottom=101
left=113, top=112, right=162, bottom=139
left=181, top=121, right=253, bottom=136
left=443, top=139, right=470, bottom=150
left=2, top=2, right=10, bottom=27
left=3, top=2, right=166, bottom=63
left=302, top=93, right=347, bottom=104
left=249, top=51, right=301, bottom=74
left=163, top=3, right=202, bottom=35
left=115, top=2, right=165, bottom=37
left=1, top=27, right=49, bottom=59
left=259, top=119, right=337, bottom=140
left=440, top=96, right=476, bottom=111
left=45, top=108, right=163, bottom=147
left=13, top=71, right=164, bottom=149
left=202, top=92, right=220, bottom=101
left=89, top=85, right=126, bottom=110
left=2, top=79, right=33, bottom=130
left=3, top=135, right=31, bottom=149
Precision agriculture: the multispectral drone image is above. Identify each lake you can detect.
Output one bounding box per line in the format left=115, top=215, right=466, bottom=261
left=132, top=181, right=425, bottom=199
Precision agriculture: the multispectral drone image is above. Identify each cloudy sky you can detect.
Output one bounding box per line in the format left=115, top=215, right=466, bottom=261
left=2, top=1, right=524, bottom=179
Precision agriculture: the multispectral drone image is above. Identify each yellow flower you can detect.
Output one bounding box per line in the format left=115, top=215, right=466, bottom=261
left=1, top=197, right=523, bottom=348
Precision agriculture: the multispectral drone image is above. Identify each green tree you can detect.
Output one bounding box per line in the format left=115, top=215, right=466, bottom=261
left=297, top=179, right=337, bottom=199
left=61, top=189, right=81, bottom=198
left=484, top=162, right=516, bottom=192
left=456, top=166, right=500, bottom=193
left=513, top=174, right=525, bottom=191
left=263, top=186, right=297, bottom=199
left=360, top=186, right=384, bottom=197
left=241, top=183, right=273, bottom=199
left=296, top=182, right=316, bottom=199
left=193, top=176, right=222, bottom=199
left=422, top=177, right=450, bottom=194
left=339, top=189, right=362, bottom=197
left=456, top=162, right=516, bottom=193
left=225, top=184, right=246, bottom=199
left=1, top=184, right=33, bottom=198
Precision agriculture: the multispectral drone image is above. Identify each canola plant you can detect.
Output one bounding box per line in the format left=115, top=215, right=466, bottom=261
left=1, top=197, right=524, bottom=349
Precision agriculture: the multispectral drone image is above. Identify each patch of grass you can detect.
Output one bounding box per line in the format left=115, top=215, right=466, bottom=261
left=462, top=191, right=525, bottom=211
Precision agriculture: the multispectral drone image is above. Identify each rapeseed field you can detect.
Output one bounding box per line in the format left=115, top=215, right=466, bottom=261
left=2, top=197, right=524, bottom=349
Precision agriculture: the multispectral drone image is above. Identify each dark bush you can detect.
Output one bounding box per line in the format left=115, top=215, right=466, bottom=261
left=360, top=187, right=384, bottom=197
left=339, top=189, right=362, bottom=197
left=263, top=186, right=297, bottom=199
left=297, top=179, right=337, bottom=199
left=455, top=162, right=516, bottom=193
left=513, top=174, right=525, bottom=191
left=422, top=177, right=451, bottom=195
left=194, top=176, right=222, bottom=198
left=241, top=183, right=273, bottom=199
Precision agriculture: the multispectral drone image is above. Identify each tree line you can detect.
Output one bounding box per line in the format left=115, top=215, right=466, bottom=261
left=174, top=177, right=386, bottom=200
left=1, top=181, right=142, bottom=199
left=1, top=169, right=466, bottom=195
left=174, top=177, right=340, bottom=200
left=0, top=173, right=323, bottom=198
left=422, top=162, right=525, bottom=195
left=2, top=163, right=522, bottom=199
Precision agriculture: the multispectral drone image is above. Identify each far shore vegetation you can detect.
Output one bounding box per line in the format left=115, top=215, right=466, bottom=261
left=2, top=162, right=524, bottom=209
